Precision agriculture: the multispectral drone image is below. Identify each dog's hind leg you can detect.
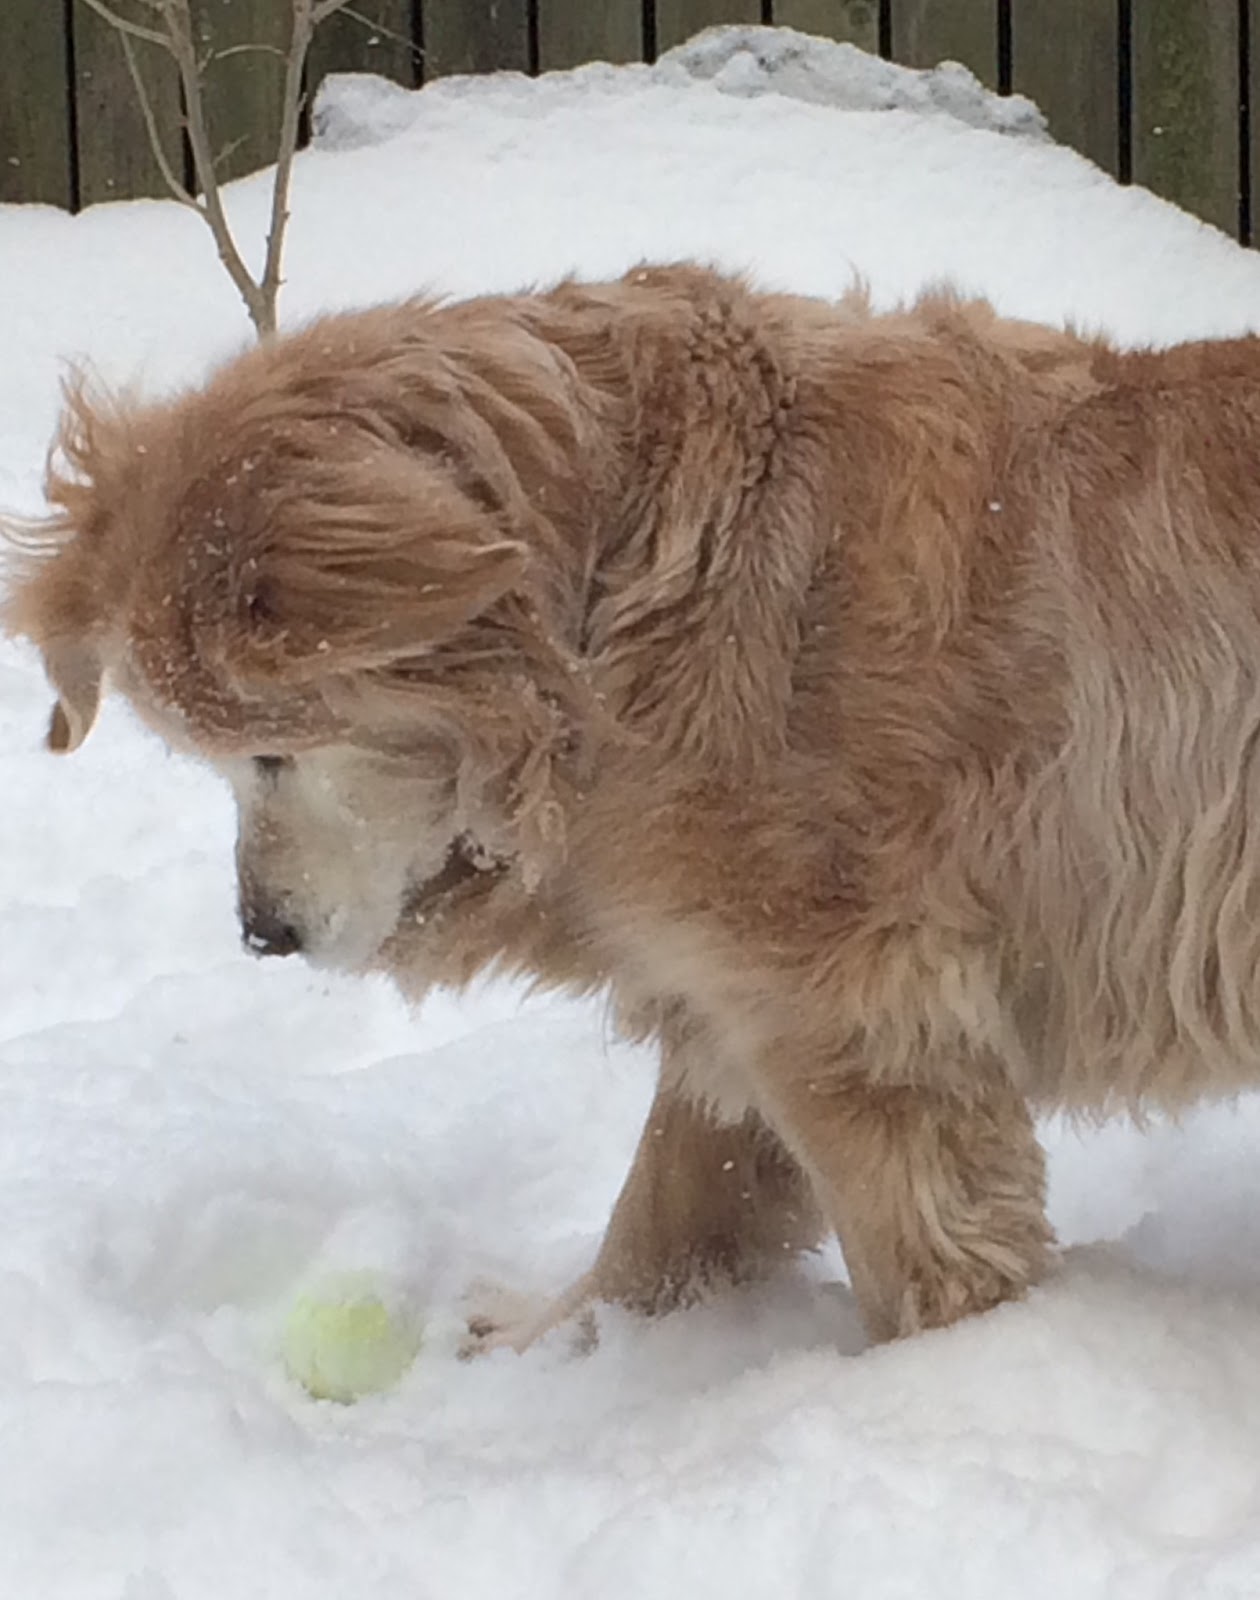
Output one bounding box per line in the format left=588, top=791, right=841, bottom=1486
left=461, top=1074, right=824, bottom=1357
left=763, top=1060, right=1055, bottom=1343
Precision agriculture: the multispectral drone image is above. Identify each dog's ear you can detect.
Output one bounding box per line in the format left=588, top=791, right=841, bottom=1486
left=236, top=536, right=529, bottom=684
left=0, top=377, right=124, bottom=751
left=0, top=506, right=106, bottom=753
left=228, top=456, right=531, bottom=683
left=43, top=639, right=102, bottom=752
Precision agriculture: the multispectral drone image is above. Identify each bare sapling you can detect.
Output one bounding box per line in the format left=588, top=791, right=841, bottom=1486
left=78, top=0, right=354, bottom=337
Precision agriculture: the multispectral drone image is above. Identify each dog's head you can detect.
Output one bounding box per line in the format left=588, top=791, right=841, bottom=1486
left=4, top=313, right=592, bottom=978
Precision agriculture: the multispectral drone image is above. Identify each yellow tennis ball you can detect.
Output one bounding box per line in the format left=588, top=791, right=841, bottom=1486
left=282, top=1275, right=422, bottom=1403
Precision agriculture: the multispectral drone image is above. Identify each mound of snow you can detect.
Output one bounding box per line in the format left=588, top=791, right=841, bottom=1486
left=313, top=23, right=1047, bottom=153
left=657, top=24, right=1047, bottom=138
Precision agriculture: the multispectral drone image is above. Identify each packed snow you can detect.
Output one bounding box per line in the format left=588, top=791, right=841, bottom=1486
left=4, top=27, right=1260, bottom=1599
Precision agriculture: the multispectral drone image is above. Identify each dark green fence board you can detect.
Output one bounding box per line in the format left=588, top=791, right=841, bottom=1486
left=888, top=0, right=998, bottom=86
left=1251, top=0, right=1260, bottom=243
left=2, top=0, right=74, bottom=206
left=1132, top=0, right=1239, bottom=236
left=774, top=1, right=879, bottom=51
left=192, top=0, right=290, bottom=187
left=539, top=1, right=641, bottom=70
left=1011, top=0, right=1118, bottom=174
left=307, top=2, right=418, bottom=93
left=656, top=1, right=761, bottom=56
left=424, top=0, right=531, bottom=78
left=73, top=6, right=183, bottom=205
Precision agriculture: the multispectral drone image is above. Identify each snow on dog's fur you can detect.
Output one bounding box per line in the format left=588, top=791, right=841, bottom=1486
left=11, top=263, right=1260, bottom=1345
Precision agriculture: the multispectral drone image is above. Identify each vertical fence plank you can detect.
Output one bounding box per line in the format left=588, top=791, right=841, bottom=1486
left=888, top=0, right=998, bottom=85
left=538, top=2, right=641, bottom=70
left=424, top=0, right=531, bottom=77
left=73, top=8, right=183, bottom=205
left=308, top=2, right=418, bottom=93
left=190, top=0, right=290, bottom=187
left=774, top=1, right=879, bottom=50
left=1132, top=0, right=1239, bottom=236
left=1250, top=0, right=1260, bottom=243
left=656, top=1, right=761, bottom=56
left=1011, top=0, right=1118, bottom=174
left=2, top=0, right=74, bottom=206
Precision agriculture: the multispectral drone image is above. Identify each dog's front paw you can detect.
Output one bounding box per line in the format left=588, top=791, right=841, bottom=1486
left=892, top=1236, right=1059, bottom=1339
left=458, top=1273, right=598, bottom=1359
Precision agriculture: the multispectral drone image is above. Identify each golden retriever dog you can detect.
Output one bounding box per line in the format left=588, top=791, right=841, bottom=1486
left=10, top=262, right=1260, bottom=1350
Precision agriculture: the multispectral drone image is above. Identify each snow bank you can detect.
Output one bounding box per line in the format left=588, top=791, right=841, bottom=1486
left=315, top=26, right=1049, bottom=152
left=655, top=24, right=1047, bottom=138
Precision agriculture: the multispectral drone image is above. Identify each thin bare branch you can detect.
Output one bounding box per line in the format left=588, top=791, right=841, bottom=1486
left=333, top=4, right=424, bottom=63
left=210, top=133, right=249, bottom=175
left=117, top=26, right=197, bottom=207
left=77, top=0, right=171, bottom=50
left=313, top=0, right=354, bottom=25
left=211, top=43, right=289, bottom=65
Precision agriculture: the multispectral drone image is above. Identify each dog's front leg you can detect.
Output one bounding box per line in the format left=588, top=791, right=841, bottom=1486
left=462, top=1072, right=823, bottom=1356
left=581, top=1079, right=824, bottom=1316
left=763, top=1060, right=1055, bottom=1343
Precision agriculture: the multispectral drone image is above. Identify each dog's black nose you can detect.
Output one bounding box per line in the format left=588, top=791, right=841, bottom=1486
left=241, top=910, right=303, bottom=958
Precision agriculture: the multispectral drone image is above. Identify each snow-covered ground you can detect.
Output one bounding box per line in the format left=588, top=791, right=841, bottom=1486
left=5, top=29, right=1260, bottom=1599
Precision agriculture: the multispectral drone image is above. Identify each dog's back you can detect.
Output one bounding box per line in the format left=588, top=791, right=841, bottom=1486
left=754, top=300, right=1260, bottom=1116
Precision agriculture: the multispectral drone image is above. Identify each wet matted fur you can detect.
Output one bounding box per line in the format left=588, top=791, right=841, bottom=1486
left=10, top=263, right=1260, bottom=1346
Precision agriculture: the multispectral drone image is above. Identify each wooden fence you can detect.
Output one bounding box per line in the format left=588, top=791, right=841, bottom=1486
left=2, top=2, right=1255, bottom=242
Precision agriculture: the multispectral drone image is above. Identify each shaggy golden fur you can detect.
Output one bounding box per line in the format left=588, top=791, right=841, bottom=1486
left=11, top=262, right=1260, bottom=1346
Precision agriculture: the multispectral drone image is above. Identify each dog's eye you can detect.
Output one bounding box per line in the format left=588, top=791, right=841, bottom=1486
left=253, top=755, right=288, bottom=777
